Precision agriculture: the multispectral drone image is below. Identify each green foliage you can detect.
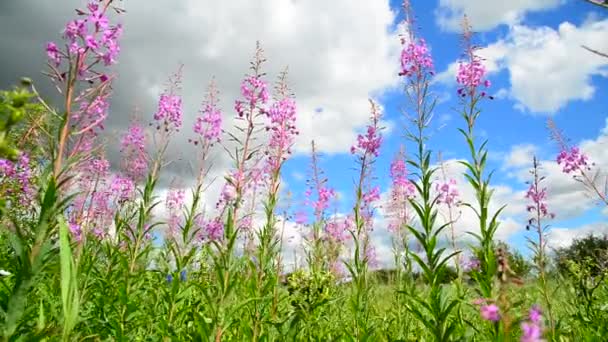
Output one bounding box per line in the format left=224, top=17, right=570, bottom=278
left=555, top=233, right=608, bottom=276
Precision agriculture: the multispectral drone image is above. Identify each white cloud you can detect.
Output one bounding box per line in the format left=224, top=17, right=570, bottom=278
left=126, top=0, right=401, bottom=155
left=501, top=118, right=608, bottom=221
left=435, top=0, right=564, bottom=32
left=503, top=144, right=538, bottom=169
left=437, top=18, right=608, bottom=114
left=547, top=222, right=608, bottom=249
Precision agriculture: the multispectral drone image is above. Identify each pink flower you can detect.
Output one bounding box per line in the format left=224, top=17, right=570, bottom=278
left=556, top=146, right=589, bottom=174
left=390, top=157, right=416, bottom=199
left=166, top=189, right=186, bottom=210
left=480, top=304, right=500, bottom=322
left=234, top=76, right=269, bottom=117
left=154, top=94, right=183, bottom=129
left=525, top=183, right=554, bottom=219
left=197, top=217, right=224, bottom=242
left=521, top=322, right=542, bottom=342
left=529, top=305, right=542, bottom=323
left=436, top=179, right=459, bottom=205
left=46, top=42, right=61, bottom=66
left=351, top=125, right=382, bottom=157
left=120, top=123, right=148, bottom=182
left=399, top=38, right=434, bottom=77
left=325, top=217, right=351, bottom=243
left=314, top=187, right=336, bottom=214
left=69, top=221, right=83, bottom=242
left=193, top=98, right=223, bottom=144
left=265, top=97, right=298, bottom=172
left=110, top=175, right=135, bottom=202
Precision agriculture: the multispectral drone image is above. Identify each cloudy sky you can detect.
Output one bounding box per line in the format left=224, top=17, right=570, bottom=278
left=1, top=0, right=608, bottom=267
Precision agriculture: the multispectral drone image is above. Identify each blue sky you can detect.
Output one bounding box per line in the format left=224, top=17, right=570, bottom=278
left=1, top=0, right=608, bottom=266
left=280, top=0, right=608, bottom=261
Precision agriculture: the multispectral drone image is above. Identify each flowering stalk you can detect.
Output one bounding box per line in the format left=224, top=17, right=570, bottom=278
left=344, top=99, right=382, bottom=339
left=525, top=157, right=555, bottom=335
left=456, top=18, right=501, bottom=324
left=299, top=140, right=339, bottom=275
left=46, top=0, right=122, bottom=182
left=208, top=43, right=269, bottom=342
left=249, top=69, right=297, bottom=340
left=387, top=147, right=415, bottom=273
left=548, top=119, right=608, bottom=207
left=398, top=2, right=460, bottom=339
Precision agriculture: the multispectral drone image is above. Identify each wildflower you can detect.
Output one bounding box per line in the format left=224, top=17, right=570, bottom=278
left=351, top=125, right=382, bottom=157
left=154, top=94, right=183, bottom=129
left=456, top=19, right=491, bottom=97
left=390, top=157, right=416, bottom=199
left=193, top=82, right=223, bottom=145
left=529, top=305, right=542, bottom=323
left=203, top=218, right=224, bottom=242
left=265, top=97, right=298, bottom=172
left=436, top=179, right=459, bottom=205
left=69, top=221, right=83, bottom=242
left=166, top=274, right=173, bottom=284
left=45, top=42, right=61, bottom=66
left=521, top=322, right=542, bottom=342
left=325, top=217, right=351, bottom=243
left=525, top=183, right=554, bottom=219
left=399, top=38, right=434, bottom=77
left=556, top=146, right=589, bottom=174
left=480, top=304, right=500, bottom=322
left=180, top=270, right=187, bottom=282
left=120, top=123, right=148, bottom=181
left=110, top=175, right=135, bottom=202
left=463, top=256, right=481, bottom=272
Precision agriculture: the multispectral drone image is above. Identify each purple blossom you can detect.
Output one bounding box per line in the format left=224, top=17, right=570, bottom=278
left=265, top=97, right=298, bottom=173
left=193, top=97, right=222, bottom=144
left=325, top=217, right=351, bottom=243
left=480, top=304, right=500, bottom=322
left=166, top=189, right=185, bottom=211
left=314, top=187, right=336, bottom=215
left=110, top=175, right=135, bottom=202
left=351, top=125, right=382, bottom=157
left=436, top=179, right=459, bottom=206
left=529, top=305, right=542, bottom=323
left=456, top=57, right=489, bottom=96
left=69, top=221, right=83, bottom=242
left=399, top=38, right=434, bottom=77
left=556, top=146, right=589, bottom=174
left=525, top=183, right=554, bottom=219
left=390, top=157, right=416, bottom=199
left=46, top=42, right=61, bottom=66
left=462, top=256, right=481, bottom=272
left=120, top=123, right=148, bottom=181
left=521, top=322, right=542, bottom=342
left=154, top=94, right=183, bottom=130
left=198, top=217, right=224, bottom=242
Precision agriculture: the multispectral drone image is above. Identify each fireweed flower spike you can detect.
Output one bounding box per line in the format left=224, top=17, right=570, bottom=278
left=45, top=0, right=124, bottom=179
left=525, top=157, right=555, bottom=334
left=521, top=305, right=544, bottom=342
left=481, top=304, right=501, bottom=322
left=345, top=99, right=383, bottom=338
left=548, top=118, right=608, bottom=207
left=396, top=1, right=461, bottom=340
left=154, top=66, right=184, bottom=133
left=386, top=148, right=416, bottom=263
left=456, top=17, right=503, bottom=338
left=120, top=121, right=148, bottom=182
